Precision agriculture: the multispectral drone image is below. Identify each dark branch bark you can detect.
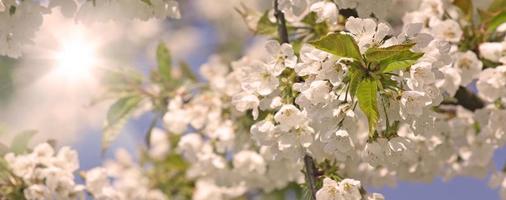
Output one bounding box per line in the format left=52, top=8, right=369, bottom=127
left=303, top=155, right=318, bottom=200
left=274, top=0, right=289, bottom=44
left=454, top=86, right=485, bottom=111
left=272, top=1, right=318, bottom=199
left=441, top=86, right=485, bottom=111
left=339, top=8, right=358, bottom=18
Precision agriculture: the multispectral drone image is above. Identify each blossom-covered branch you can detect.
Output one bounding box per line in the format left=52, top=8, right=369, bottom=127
left=1, top=0, right=506, bottom=199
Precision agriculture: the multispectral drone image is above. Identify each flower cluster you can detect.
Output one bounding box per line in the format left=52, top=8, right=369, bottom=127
left=0, top=0, right=179, bottom=58
left=490, top=170, right=506, bottom=200
left=84, top=149, right=167, bottom=200
left=3, top=143, right=84, bottom=200
left=122, top=0, right=506, bottom=198
left=163, top=56, right=306, bottom=197
left=316, top=177, right=384, bottom=200
left=161, top=0, right=506, bottom=198
left=2, top=0, right=506, bottom=199
left=279, top=0, right=392, bottom=20
left=77, top=0, right=180, bottom=23
left=0, top=0, right=46, bottom=58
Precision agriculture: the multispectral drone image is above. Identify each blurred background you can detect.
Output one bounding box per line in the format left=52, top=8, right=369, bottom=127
left=0, top=0, right=504, bottom=199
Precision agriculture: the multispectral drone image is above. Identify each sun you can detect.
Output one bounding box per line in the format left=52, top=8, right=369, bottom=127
left=52, top=31, right=98, bottom=83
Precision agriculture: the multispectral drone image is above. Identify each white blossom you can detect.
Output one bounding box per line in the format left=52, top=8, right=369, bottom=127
left=477, top=66, right=506, bottom=102
left=366, top=193, right=385, bottom=200
left=301, top=80, right=331, bottom=105
left=479, top=42, right=505, bottom=63
left=453, top=51, right=482, bottom=85
left=232, top=92, right=260, bottom=119
left=310, top=1, right=338, bottom=25
left=239, top=61, right=280, bottom=96
left=251, top=120, right=277, bottom=146
left=316, top=178, right=365, bottom=200
left=274, top=104, right=307, bottom=131
left=316, top=178, right=342, bottom=200
left=345, top=17, right=391, bottom=52
left=77, top=0, right=180, bottom=23
left=265, top=40, right=297, bottom=72
left=163, top=96, right=190, bottom=134
left=279, top=0, right=309, bottom=17
left=149, top=128, right=170, bottom=160
left=24, top=184, right=51, bottom=200
left=295, top=44, right=335, bottom=77
left=0, top=0, right=4, bottom=12
left=85, top=149, right=167, bottom=200
left=420, top=0, right=444, bottom=17
left=400, top=91, right=431, bottom=117
left=363, top=139, right=389, bottom=167
left=233, top=150, right=266, bottom=175
left=410, top=62, right=435, bottom=86
left=431, top=20, right=462, bottom=43
left=49, top=0, right=77, bottom=18
left=4, top=143, right=83, bottom=200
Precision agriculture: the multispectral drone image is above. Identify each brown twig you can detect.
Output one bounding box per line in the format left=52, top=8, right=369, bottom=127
left=303, top=155, right=318, bottom=200
left=272, top=1, right=319, bottom=199
left=274, top=0, right=289, bottom=44
left=454, top=86, right=485, bottom=111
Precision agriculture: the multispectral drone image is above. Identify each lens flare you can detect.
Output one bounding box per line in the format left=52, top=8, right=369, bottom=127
left=52, top=31, right=98, bottom=83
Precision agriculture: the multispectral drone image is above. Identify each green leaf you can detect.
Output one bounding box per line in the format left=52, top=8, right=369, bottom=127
left=364, top=43, right=415, bottom=63
left=9, top=6, right=16, bottom=16
left=301, top=12, right=329, bottom=38
left=348, top=64, right=365, bottom=98
left=262, top=189, right=286, bottom=200
left=292, top=40, right=304, bottom=56
left=384, top=120, right=400, bottom=138
left=0, top=156, right=9, bottom=180
left=144, top=115, right=159, bottom=147
left=488, top=0, right=506, bottom=13
left=141, top=0, right=152, bottom=5
left=379, top=75, right=399, bottom=91
left=381, top=60, right=417, bottom=73
left=107, top=96, right=142, bottom=125
left=356, top=78, right=379, bottom=136
left=378, top=51, right=423, bottom=72
left=10, top=130, right=37, bottom=154
left=0, top=59, right=16, bottom=104
left=157, top=43, right=172, bottom=82
left=103, top=96, right=142, bottom=151
left=166, top=154, right=188, bottom=170
left=256, top=11, right=277, bottom=35
left=478, top=9, right=494, bottom=21
left=179, top=61, right=197, bottom=82
left=310, top=33, right=362, bottom=61
left=0, top=156, right=7, bottom=170
left=102, top=117, right=129, bottom=153
left=381, top=51, right=423, bottom=65
left=301, top=11, right=319, bottom=24
left=0, top=143, right=9, bottom=156
left=453, top=0, right=473, bottom=21
left=0, top=124, right=6, bottom=136
left=99, top=67, right=143, bottom=97
left=485, top=11, right=506, bottom=33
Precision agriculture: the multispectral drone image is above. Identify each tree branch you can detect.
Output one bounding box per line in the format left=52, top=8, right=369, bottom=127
left=442, top=86, right=485, bottom=111
left=339, top=8, right=358, bottom=18
left=274, top=0, right=289, bottom=44
left=272, top=1, right=318, bottom=199
left=303, top=155, right=318, bottom=200
left=454, top=86, right=485, bottom=111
